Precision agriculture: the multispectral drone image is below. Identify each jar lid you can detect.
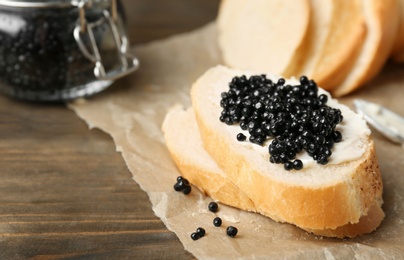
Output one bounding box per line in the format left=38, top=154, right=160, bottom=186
left=0, top=0, right=109, bottom=8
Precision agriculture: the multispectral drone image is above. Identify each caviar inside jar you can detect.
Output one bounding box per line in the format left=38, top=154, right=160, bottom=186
left=0, top=2, right=125, bottom=101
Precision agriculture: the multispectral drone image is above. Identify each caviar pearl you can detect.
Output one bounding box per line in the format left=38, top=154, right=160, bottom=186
left=213, top=217, right=222, bottom=227
left=293, top=159, right=303, bottom=170
left=173, top=183, right=182, bottom=192
left=183, top=185, right=192, bottom=195
left=226, top=226, right=238, bottom=237
left=196, top=227, right=206, bottom=237
left=208, top=202, right=219, bottom=213
left=174, top=176, right=191, bottom=195
left=237, top=133, right=247, bottom=141
left=300, top=75, right=309, bottom=84
left=284, top=161, right=293, bottom=171
left=333, top=131, right=342, bottom=142
left=191, top=232, right=200, bottom=241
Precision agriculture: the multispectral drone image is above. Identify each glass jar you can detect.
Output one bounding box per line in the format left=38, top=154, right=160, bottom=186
left=0, top=0, right=139, bottom=101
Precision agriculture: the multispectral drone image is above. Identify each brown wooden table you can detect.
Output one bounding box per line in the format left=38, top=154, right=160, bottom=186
left=0, top=1, right=219, bottom=259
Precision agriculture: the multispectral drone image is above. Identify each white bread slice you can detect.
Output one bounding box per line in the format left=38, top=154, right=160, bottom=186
left=391, top=0, right=404, bottom=62
left=282, top=0, right=334, bottom=81
left=333, top=0, right=400, bottom=96
left=162, top=105, right=255, bottom=212
left=162, top=106, right=384, bottom=238
left=191, top=65, right=383, bottom=231
left=217, top=0, right=310, bottom=76
left=309, top=0, right=366, bottom=92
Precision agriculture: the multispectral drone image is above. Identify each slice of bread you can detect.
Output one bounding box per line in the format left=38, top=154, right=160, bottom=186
left=162, top=105, right=255, bottom=212
left=391, top=0, right=404, bottom=62
left=333, top=0, right=400, bottom=96
left=282, top=0, right=334, bottom=82
left=162, top=105, right=384, bottom=238
left=309, top=0, right=366, bottom=92
left=190, top=65, right=384, bottom=231
left=217, top=0, right=310, bottom=76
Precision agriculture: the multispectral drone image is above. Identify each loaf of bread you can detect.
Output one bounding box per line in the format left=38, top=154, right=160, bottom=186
left=163, top=65, right=385, bottom=238
left=217, top=0, right=401, bottom=96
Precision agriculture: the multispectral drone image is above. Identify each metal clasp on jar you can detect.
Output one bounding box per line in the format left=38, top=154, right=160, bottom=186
left=72, top=0, right=139, bottom=81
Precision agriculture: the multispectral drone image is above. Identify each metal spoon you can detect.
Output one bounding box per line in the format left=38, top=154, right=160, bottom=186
left=354, top=99, right=404, bottom=144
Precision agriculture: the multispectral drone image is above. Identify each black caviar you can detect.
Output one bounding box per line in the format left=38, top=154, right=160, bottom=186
left=208, top=202, right=219, bottom=213
left=191, top=232, right=200, bottom=241
left=191, top=227, right=206, bottom=241
left=196, top=227, right=206, bottom=237
left=173, top=176, right=192, bottom=195
left=226, top=226, right=238, bottom=238
left=237, top=133, right=247, bottom=141
left=213, top=217, right=222, bottom=227
left=0, top=2, right=126, bottom=101
left=219, top=75, right=343, bottom=170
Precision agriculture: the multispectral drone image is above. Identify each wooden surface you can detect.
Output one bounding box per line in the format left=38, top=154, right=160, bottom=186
left=0, top=1, right=219, bottom=259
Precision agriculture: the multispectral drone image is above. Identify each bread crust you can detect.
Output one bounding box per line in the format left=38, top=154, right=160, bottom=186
left=191, top=66, right=384, bottom=231
left=308, top=202, right=385, bottom=238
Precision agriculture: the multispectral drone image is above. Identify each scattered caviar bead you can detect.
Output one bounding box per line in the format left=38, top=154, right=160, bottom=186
left=226, top=226, right=238, bottom=237
left=208, top=202, right=219, bottom=213
left=174, top=176, right=191, bottom=194
left=183, top=185, right=192, bottom=195
left=191, top=232, right=200, bottom=241
left=196, top=227, right=205, bottom=237
left=237, top=133, right=247, bottom=141
left=213, top=217, right=222, bottom=227
left=177, top=180, right=187, bottom=189
left=293, top=159, right=303, bottom=170
left=173, top=183, right=182, bottom=192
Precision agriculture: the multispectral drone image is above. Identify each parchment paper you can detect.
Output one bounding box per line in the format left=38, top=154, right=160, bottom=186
left=69, top=23, right=404, bottom=259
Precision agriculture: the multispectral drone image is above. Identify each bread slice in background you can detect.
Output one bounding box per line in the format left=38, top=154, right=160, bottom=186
left=333, top=0, right=400, bottom=96
left=191, top=65, right=383, bottom=231
left=162, top=105, right=385, bottom=238
left=217, top=0, right=310, bottom=76
left=217, top=0, right=402, bottom=96
left=309, top=0, right=366, bottom=92
left=282, top=0, right=333, bottom=82
left=390, top=0, right=404, bottom=62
